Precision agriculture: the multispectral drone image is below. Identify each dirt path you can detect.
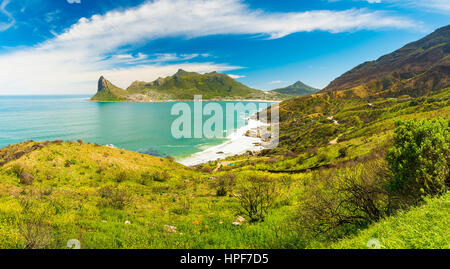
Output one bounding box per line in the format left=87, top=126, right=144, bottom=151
left=329, top=134, right=342, bottom=145
left=213, top=160, right=245, bottom=172
left=328, top=116, right=342, bottom=145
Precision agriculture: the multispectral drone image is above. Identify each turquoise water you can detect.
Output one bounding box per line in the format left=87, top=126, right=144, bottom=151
left=0, top=95, right=271, bottom=158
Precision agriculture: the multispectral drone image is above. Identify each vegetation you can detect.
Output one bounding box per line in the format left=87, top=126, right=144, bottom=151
left=321, top=25, right=449, bottom=98
left=332, top=192, right=450, bottom=249
left=91, top=70, right=288, bottom=102
left=2, top=26, right=449, bottom=249
left=271, top=81, right=319, bottom=96
left=386, top=118, right=449, bottom=202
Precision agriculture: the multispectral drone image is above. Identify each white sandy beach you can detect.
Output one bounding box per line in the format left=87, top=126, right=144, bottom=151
left=177, top=118, right=268, bottom=166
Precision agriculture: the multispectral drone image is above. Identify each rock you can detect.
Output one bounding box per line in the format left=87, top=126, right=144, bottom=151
left=164, top=225, right=177, bottom=233
left=235, top=216, right=246, bottom=224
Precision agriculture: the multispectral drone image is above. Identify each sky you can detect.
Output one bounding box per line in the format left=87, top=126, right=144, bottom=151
left=0, top=0, right=448, bottom=95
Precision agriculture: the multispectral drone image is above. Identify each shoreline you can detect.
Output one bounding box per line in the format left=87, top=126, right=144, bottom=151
left=88, top=99, right=283, bottom=103
left=177, top=117, right=269, bottom=166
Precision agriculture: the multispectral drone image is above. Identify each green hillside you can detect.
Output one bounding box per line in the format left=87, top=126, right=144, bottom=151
left=271, top=81, right=319, bottom=96
left=91, top=70, right=288, bottom=102
left=91, top=76, right=129, bottom=102
left=332, top=192, right=450, bottom=249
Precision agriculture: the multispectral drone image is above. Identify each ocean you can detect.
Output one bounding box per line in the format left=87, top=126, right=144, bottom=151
left=0, top=95, right=271, bottom=159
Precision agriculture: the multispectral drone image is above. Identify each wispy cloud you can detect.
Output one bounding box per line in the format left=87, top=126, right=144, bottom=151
left=0, top=0, right=14, bottom=31
left=269, top=80, right=283, bottom=84
left=411, top=0, right=450, bottom=12
left=227, top=74, right=246, bottom=79
left=0, top=0, right=417, bottom=94
left=359, top=0, right=450, bottom=12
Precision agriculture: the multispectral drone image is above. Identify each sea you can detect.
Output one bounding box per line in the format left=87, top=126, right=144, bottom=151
left=0, top=95, right=272, bottom=159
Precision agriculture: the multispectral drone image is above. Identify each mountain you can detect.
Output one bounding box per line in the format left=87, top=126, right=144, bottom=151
left=320, top=25, right=450, bottom=98
left=91, top=76, right=129, bottom=101
left=91, top=69, right=288, bottom=101
left=271, top=81, right=319, bottom=96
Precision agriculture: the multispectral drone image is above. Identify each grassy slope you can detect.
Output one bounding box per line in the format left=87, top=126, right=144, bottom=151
left=0, top=141, right=311, bottom=249
left=201, top=88, right=449, bottom=174
left=331, top=192, right=450, bottom=249
left=91, top=78, right=129, bottom=102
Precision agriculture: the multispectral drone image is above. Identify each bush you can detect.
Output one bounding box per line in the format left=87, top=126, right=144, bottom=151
left=140, top=170, right=170, bottom=184
left=202, top=166, right=212, bottom=173
left=338, top=147, right=348, bottom=158
left=386, top=118, right=449, bottom=202
left=152, top=171, right=170, bottom=182
left=12, top=164, right=34, bottom=185
left=236, top=175, right=277, bottom=222
left=210, top=173, right=236, bottom=196
left=97, top=186, right=129, bottom=209
left=114, top=171, right=129, bottom=183
left=296, top=160, right=395, bottom=238
left=19, top=198, right=53, bottom=249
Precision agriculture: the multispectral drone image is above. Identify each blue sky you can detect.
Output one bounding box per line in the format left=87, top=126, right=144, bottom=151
left=0, top=0, right=449, bottom=94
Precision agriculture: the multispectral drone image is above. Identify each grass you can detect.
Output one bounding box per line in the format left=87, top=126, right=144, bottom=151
left=0, top=88, right=448, bottom=249
left=0, top=141, right=311, bottom=249
left=331, top=192, right=450, bottom=249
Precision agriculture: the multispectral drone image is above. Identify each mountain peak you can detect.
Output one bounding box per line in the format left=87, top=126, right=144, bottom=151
left=271, top=80, right=318, bottom=96
left=97, top=76, right=108, bottom=92
left=175, top=69, right=190, bottom=76
left=321, top=24, right=450, bottom=97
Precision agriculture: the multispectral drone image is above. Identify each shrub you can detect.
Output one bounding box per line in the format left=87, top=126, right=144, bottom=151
left=20, top=172, right=35, bottom=185
left=296, top=160, right=395, bottom=238
left=236, top=175, right=277, bottom=222
left=11, top=164, right=25, bottom=178
left=152, top=171, right=170, bottom=182
left=210, top=173, right=236, bottom=196
left=19, top=198, right=53, bottom=249
left=386, top=118, right=449, bottom=202
left=338, top=147, right=348, bottom=158
left=97, top=186, right=129, bottom=209
left=12, top=164, right=34, bottom=185
left=202, top=166, right=212, bottom=173
left=114, top=171, right=129, bottom=183
left=140, top=170, right=170, bottom=184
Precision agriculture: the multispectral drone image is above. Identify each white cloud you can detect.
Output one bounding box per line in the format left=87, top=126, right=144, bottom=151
left=0, top=0, right=14, bottom=31
left=365, top=0, right=450, bottom=12
left=0, top=0, right=417, bottom=94
left=269, top=80, right=283, bottom=84
left=67, top=0, right=81, bottom=4
left=227, top=74, right=246, bottom=79
left=410, top=0, right=450, bottom=11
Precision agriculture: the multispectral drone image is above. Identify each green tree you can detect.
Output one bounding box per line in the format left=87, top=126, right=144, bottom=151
left=386, top=118, right=449, bottom=201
